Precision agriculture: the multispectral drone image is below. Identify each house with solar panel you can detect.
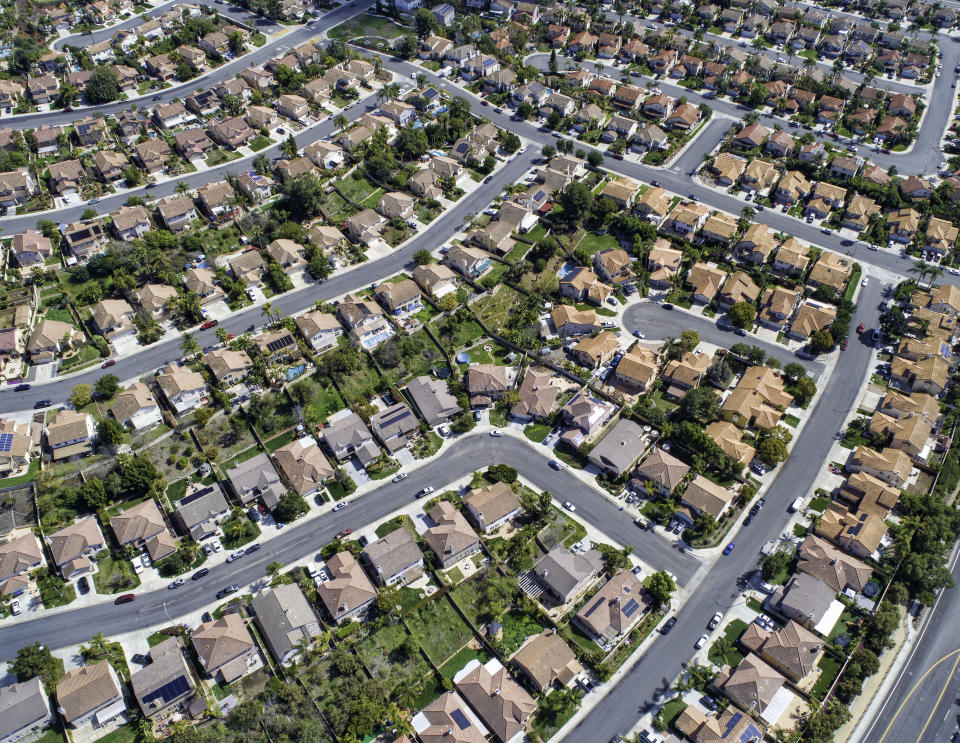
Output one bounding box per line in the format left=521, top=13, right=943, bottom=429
left=573, top=569, right=651, bottom=648
left=130, top=637, right=197, bottom=720
left=674, top=704, right=764, bottom=743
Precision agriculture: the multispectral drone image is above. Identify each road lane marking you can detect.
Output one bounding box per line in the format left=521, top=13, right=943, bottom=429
left=876, top=647, right=960, bottom=743
left=914, top=651, right=960, bottom=743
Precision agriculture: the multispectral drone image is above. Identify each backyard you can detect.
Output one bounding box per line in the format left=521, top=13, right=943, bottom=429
left=431, top=312, right=485, bottom=351
left=328, top=13, right=408, bottom=41
left=406, top=595, right=475, bottom=665
left=355, top=623, right=432, bottom=695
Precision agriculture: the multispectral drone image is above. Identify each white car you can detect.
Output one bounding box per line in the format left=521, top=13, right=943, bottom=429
left=633, top=330, right=646, bottom=339
left=226, top=551, right=244, bottom=563
left=695, top=634, right=709, bottom=649
left=490, top=430, right=503, bottom=437
left=392, top=473, right=408, bottom=482
left=10, top=599, right=21, bottom=615
left=708, top=612, right=723, bottom=630
left=333, top=501, right=347, bottom=511
left=563, top=501, right=576, bottom=511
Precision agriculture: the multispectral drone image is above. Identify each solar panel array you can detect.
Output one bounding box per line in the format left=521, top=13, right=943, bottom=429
left=142, top=675, right=191, bottom=707
left=0, top=432, right=13, bottom=452
left=450, top=709, right=471, bottom=730
left=622, top=598, right=641, bottom=618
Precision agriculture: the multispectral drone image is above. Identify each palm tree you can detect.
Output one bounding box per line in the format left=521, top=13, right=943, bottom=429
left=266, top=561, right=283, bottom=581
left=415, top=73, right=426, bottom=90
left=909, top=259, right=929, bottom=286
left=215, top=327, right=228, bottom=346
left=180, top=332, right=200, bottom=357
left=174, top=181, right=189, bottom=196
left=261, top=301, right=273, bottom=322
left=334, top=114, right=349, bottom=132
left=927, top=265, right=944, bottom=287
left=713, top=635, right=733, bottom=665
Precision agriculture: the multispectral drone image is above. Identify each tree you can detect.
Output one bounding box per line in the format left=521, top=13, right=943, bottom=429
left=729, top=301, right=756, bottom=330
left=499, top=131, right=521, bottom=154
left=413, top=249, right=432, bottom=266
left=85, top=65, right=121, bottom=104
left=680, top=330, right=700, bottom=351
left=809, top=329, right=835, bottom=354
left=761, top=548, right=792, bottom=581
left=71, top=384, right=93, bottom=409
left=541, top=144, right=556, bottom=160
left=123, top=166, right=143, bottom=188
left=334, top=114, right=349, bottom=132
left=783, top=362, right=806, bottom=385
left=11, top=643, right=62, bottom=693
left=395, top=127, right=429, bottom=161
left=793, top=376, right=816, bottom=406
left=266, top=561, right=283, bottom=581
left=549, top=47, right=558, bottom=74
left=757, top=436, right=788, bottom=466
left=677, top=386, right=720, bottom=425
left=180, top=332, right=200, bottom=357
left=94, top=374, right=119, bottom=399
left=647, top=570, right=675, bottom=608
left=274, top=492, right=308, bottom=523
left=556, top=181, right=594, bottom=227
left=586, top=150, right=604, bottom=168
left=280, top=134, right=298, bottom=158
left=279, top=172, right=326, bottom=222
left=98, top=418, right=125, bottom=447
left=706, top=359, right=732, bottom=388
left=414, top=7, right=438, bottom=37
left=485, top=464, right=518, bottom=483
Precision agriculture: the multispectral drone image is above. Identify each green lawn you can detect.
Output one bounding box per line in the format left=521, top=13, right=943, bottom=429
left=438, top=646, right=491, bottom=679
left=92, top=722, right=136, bottom=743
left=265, top=428, right=298, bottom=453
left=524, top=423, right=550, bottom=442
left=356, top=622, right=432, bottom=694
left=33, top=727, right=67, bottom=743
left=708, top=618, right=748, bottom=666
left=811, top=653, right=843, bottom=699
left=166, top=478, right=188, bottom=503
left=783, top=413, right=800, bottom=427
left=336, top=171, right=379, bottom=204
left=44, top=307, right=75, bottom=325
left=206, top=149, right=241, bottom=167
left=498, top=610, right=545, bottom=655
left=248, top=135, right=273, bottom=152
left=407, top=596, right=475, bottom=665
left=828, top=609, right=860, bottom=643
left=431, top=314, right=485, bottom=350
left=37, top=573, right=76, bottom=608
left=657, top=697, right=689, bottom=729
left=3, top=459, right=39, bottom=487
left=328, top=13, right=408, bottom=41
left=93, top=556, right=141, bottom=594
left=575, top=231, right=620, bottom=257
left=59, top=345, right=100, bottom=371
left=808, top=496, right=832, bottom=512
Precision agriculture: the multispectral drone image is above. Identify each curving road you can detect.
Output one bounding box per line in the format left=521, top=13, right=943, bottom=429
left=0, top=434, right=698, bottom=657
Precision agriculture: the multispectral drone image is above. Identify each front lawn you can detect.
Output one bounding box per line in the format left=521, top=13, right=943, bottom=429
left=407, top=596, right=475, bottom=665
left=248, top=135, right=273, bottom=152
left=206, top=149, right=241, bottom=167
left=37, top=572, right=76, bottom=608
left=93, top=556, right=141, bottom=594
left=524, top=423, right=550, bottom=442
left=708, top=618, right=748, bottom=666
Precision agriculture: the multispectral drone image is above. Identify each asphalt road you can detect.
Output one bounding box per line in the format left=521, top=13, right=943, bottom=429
left=561, top=279, right=885, bottom=743
left=859, top=544, right=960, bottom=743
left=0, top=147, right=538, bottom=410
left=621, top=301, right=826, bottom=377
left=51, top=0, right=278, bottom=51
left=2, top=0, right=375, bottom=130
left=0, top=434, right=698, bottom=658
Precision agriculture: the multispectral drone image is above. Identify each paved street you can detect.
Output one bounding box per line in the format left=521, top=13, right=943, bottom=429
left=0, top=434, right=698, bottom=658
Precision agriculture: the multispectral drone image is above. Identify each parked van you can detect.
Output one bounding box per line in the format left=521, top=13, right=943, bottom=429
left=789, top=497, right=803, bottom=513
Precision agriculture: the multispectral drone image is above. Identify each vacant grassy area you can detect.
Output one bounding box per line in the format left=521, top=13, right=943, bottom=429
left=291, top=377, right=344, bottom=427
left=356, top=623, right=432, bottom=695
left=708, top=618, right=748, bottom=667
left=472, top=286, right=521, bottom=333
left=407, top=596, right=474, bottom=665
left=575, top=231, right=620, bottom=256
left=93, top=556, right=141, bottom=594
left=336, top=171, right=379, bottom=203
left=524, top=423, right=550, bottom=442
left=438, top=646, right=491, bottom=680
left=328, top=13, right=408, bottom=40
left=59, top=345, right=100, bottom=371
left=499, top=610, right=545, bottom=655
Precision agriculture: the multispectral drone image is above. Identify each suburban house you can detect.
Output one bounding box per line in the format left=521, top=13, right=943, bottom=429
left=453, top=658, right=537, bottom=743
left=533, top=545, right=604, bottom=604
left=370, top=402, right=419, bottom=453
left=362, top=527, right=424, bottom=587
left=191, top=614, right=261, bottom=683
left=294, top=311, right=342, bottom=353
left=405, top=375, right=462, bottom=426
left=632, top=448, right=690, bottom=498
left=251, top=584, right=322, bottom=665
left=573, top=569, right=650, bottom=646
left=46, top=409, right=95, bottom=461
left=463, top=481, right=523, bottom=534
left=587, top=419, right=648, bottom=477
left=0, top=533, right=43, bottom=598
left=156, top=365, right=206, bottom=415
left=172, top=482, right=230, bottom=540
left=274, top=437, right=333, bottom=497
left=511, top=631, right=583, bottom=693
left=424, top=501, right=480, bottom=569
left=315, top=551, right=378, bottom=624
left=320, top=410, right=379, bottom=467
left=0, top=678, right=53, bottom=743
left=226, top=453, right=285, bottom=511
left=130, top=637, right=196, bottom=720
left=55, top=662, right=125, bottom=730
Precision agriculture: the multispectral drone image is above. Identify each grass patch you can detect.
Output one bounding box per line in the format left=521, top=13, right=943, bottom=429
left=747, top=597, right=764, bottom=613
left=264, top=428, right=298, bottom=453
left=438, top=646, right=491, bottom=680
left=783, top=413, right=800, bottom=427
left=431, top=313, right=485, bottom=350
left=328, top=13, right=408, bottom=41
left=92, top=723, right=136, bottom=743
left=166, top=478, right=188, bottom=503
left=828, top=608, right=860, bottom=643
left=2, top=458, right=39, bottom=487
left=93, top=555, right=141, bottom=594
left=355, top=622, right=432, bottom=694
left=808, top=496, right=831, bottom=512
left=793, top=522, right=809, bottom=537
left=708, top=618, right=748, bottom=666
left=524, top=423, right=550, bottom=442
left=498, top=610, right=545, bottom=655
left=59, top=345, right=100, bottom=371
left=248, top=135, right=273, bottom=152
left=37, top=572, right=76, bottom=608
left=575, top=231, right=620, bottom=257
left=811, top=653, right=843, bottom=699
left=206, top=149, right=241, bottom=167
left=656, top=697, right=688, bottom=730
left=407, top=596, right=474, bottom=665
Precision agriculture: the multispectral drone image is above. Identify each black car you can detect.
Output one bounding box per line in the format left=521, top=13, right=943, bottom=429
left=192, top=567, right=210, bottom=580
left=245, top=543, right=262, bottom=554
left=247, top=506, right=262, bottom=522
left=34, top=400, right=51, bottom=409
left=661, top=616, right=678, bottom=634
left=699, top=695, right=719, bottom=712
left=77, top=576, right=90, bottom=595
left=216, top=585, right=240, bottom=599
left=201, top=612, right=213, bottom=623
left=13, top=383, right=30, bottom=391
left=131, top=653, right=150, bottom=665
left=662, top=303, right=674, bottom=310
left=743, top=514, right=754, bottom=526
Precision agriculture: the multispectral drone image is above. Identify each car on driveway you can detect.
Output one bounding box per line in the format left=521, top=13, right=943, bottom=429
left=10, top=598, right=21, bottom=614
left=695, top=634, right=709, bottom=649
left=722, top=542, right=736, bottom=555
left=77, top=576, right=89, bottom=594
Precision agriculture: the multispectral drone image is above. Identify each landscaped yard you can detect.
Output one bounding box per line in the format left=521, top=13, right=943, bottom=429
left=37, top=572, right=76, bottom=608
left=431, top=313, right=485, bottom=351
left=524, top=423, right=550, bottom=442
left=374, top=329, right=445, bottom=385
left=265, top=428, right=298, bottom=453
left=290, top=376, right=344, bottom=427
left=407, top=596, right=475, bottom=665
left=206, top=149, right=241, bottom=167
left=248, top=135, right=273, bottom=152
left=438, top=646, right=491, bottom=680
left=93, top=556, right=141, bottom=594
left=92, top=723, right=136, bottom=743
left=708, top=618, right=748, bottom=667
left=471, top=285, right=522, bottom=334
left=811, top=653, right=843, bottom=699
left=356, top=623, right=432, bottom=695
left=328, top=13, right=408, bottom=41
left=575, top=231, right=620, bottom=257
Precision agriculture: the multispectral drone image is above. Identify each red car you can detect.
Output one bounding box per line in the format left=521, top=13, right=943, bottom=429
left=200, top=319, right=219, bottom=330
left=840, top=340, right=848, bottom=350
left=115, top=593, right=136, bottom=605
left=226, top=333, right=236, bottom=340
left=856, top=323, right=865, bottom=334
left=337, top=528, right=352, bottom=538
left=102, top=359, right=116, bottom=368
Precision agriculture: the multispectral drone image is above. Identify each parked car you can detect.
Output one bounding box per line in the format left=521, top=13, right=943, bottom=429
left=247, top=506, right=261, bottom=522
left=168, top=578, right=184, bottom=589
left=131, top=653, right=150, bottom=665
left=200, top=319, right=219, bottom=330
left=722, top=542, right=736, bottom=555
left=216, top=585, right=239, bottom=599
left=226, top=551, right=244, bottom=563
left=563, top=500, right=576, bottom=511
left=392, top=472, right=408, bottom=482
left=101, top=359, right=116, bottom=368
left=660, top=616, right=677, bottom=634
left=245, top=543, right=261, bottom=554
left=695, top=634, right=709, bottom=649
left=332, top=502, right=347, bottom=511
left=34, top=400, right=51, bottom=409
left=192, top=568, right=210, bottom=580
left=549, top=459, right=562, bottom=470
left=13, top=383, right=30, bottom=392
left=115, top=593, right=136, bottom=605
left=10, top=598, right=21, bottom=615
left=490, top=430, right=503, bottom=437
left=708, top=611, right=722, bottom=630
left=416, top=486, right=434, bottom=498
left=77, top=576, right=89, bottom=594
left=337, top=528, right=352, bottom=538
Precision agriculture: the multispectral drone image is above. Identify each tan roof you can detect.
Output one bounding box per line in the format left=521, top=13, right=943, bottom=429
left=574, top=569, right=650, bottom=639
left=510, top=630, right=583, bottom=692
left=706, top=420, right=756, bottom=465
left=467, top=364, right=510, bottom=396
left=868, top=410, right=932, bottom=455
left=424, top=501, right=479, bottom=561
left=775, top=238, right=810, bottom=272
left=879, top=390, right=940, bottom=421
left=205, top=348, right=252, bottom=381
left=798, top=533, right=874, bottom=590
left=663, top=350, right=711, bottom=389
left=110, top=498, right=165, bottom=545
left=702, top=213, right=738, bottom=242
left=614, top=347, right=659, bottom=389
left=56, top=661, right=121, bottom=723
left=191, top=614, right=254, bottom=674
left=315, top=551, right=377, bottom=622
left=928, top=283, right=960, bottom=313
left=46, top=408, right=92, bottom=448
left=91, top=298, right=133, bottom=332
left=0, top=533, right=43, bottom=580
left=28, top=319, right=76, bottom=353
left=511, top=366, right=560, bottom=419
left=815, top=507, right=887, bottom=557
left=891, top=354, right=950, bottom=391
left=572, top=331, right=620, bottom=367
left=417, top=693, right=487, bottom=743
left=551, top=305, right=598, bottom=333
left=601, top=177, right=637, bottom=204
left=807, top=252, right=852, bottom=289
left=852, top=445, right=913, bottom=482
left=713, top=153, right=748, bottom=182
left=759, top=286, right=800, bottom=324
left=454, top=660, right=537, bottom=742
left=273, top=437, right=334, bottom=494
left=682, top=475, right=735, bottom=518
left=108, top=383, right=156, bottom=427
left=721, top=653, right=786, bottom=715
left=634, top=186, right=670, bottom=217
left=647, top=239, right=682, bottom=282
left=413, top=263, right=457, bottom=293
left=722, top=366, right=793, bottom=429
left=48, top=515, right=104, bottom=567
left=790, top=300, right=837, bottom=337
left=740, top=620, right=823, bottom=682
left=463, top=481, right=522, bottom=526
left=843, top=471, right=901, bottom=518
left=741, top=159, right=778, bottom=189
left=634, top=447, right=689, bottom=492
left=157, top=366, right=205, bottom=398
left=687, top=262, right=726, bottom=301
left=720, top=271, right=759, bottom=304
left=135, top=283, right=175, bottom=312
left=295, top=310, right=341, bottom=338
